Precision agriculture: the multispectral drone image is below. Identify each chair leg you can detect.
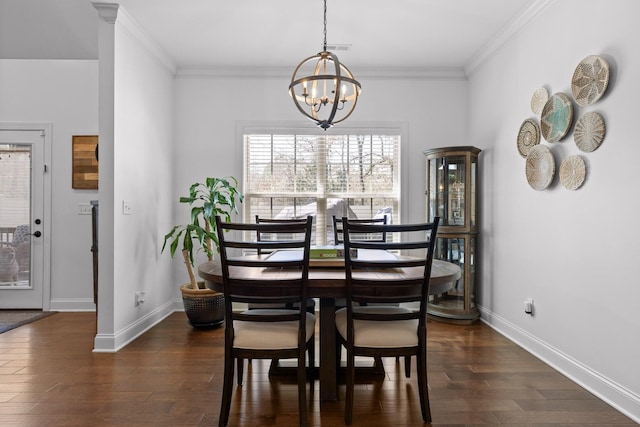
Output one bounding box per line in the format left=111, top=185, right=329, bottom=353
left=219, top=352, right=235, bottom=427
left=373, top=356, right=385, bottom=375
left=308, top=335, right=315, bottom=380
left=268, top=358, right=279, bottom=375
left=345, top=347, right=355, bottom=425
left=404, top=355, right=411, bottom=378
left=297, top=350, right=308, bottom=427
left=237, top=358, right=244, bottom=385
left=416, top=349, right=432, bottom=423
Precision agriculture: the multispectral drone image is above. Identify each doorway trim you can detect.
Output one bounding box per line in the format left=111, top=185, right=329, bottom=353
left=0, top=122, right=52, bottom=310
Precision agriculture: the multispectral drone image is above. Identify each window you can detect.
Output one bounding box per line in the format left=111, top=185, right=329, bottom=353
left=243, top=130, right=400, bottom=245
left=0, top=145, right=31, bottom=286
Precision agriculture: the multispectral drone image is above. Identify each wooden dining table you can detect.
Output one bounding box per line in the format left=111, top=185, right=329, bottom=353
left=198, top=252, right=461, bottom=401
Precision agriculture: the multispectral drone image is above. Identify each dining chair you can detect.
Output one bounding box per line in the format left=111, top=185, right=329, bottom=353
left=332, top=215, right=387, bottom=245
left=215, top=215, right=315, bottom=427
left=333, top=215, right=390, bottom=373
left=253, top=215, right=316, bottom=311
left=335, top=216, right=440, bottom=424
left=251, top=215, right=316, bottom=371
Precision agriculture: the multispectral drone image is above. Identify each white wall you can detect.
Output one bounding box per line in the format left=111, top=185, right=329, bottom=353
left=0, top=59, right=98, bottom=310
left=468, top=0, right=640, bottom=420
left=93, top=5, right=177, bottom=351
left=172, top=73, right=468, bottom=286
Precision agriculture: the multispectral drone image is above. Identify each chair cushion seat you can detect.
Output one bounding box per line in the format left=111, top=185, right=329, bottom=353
left=233, top=310, right=316, bottom=350
left=335, top=306, right=418, bottom=348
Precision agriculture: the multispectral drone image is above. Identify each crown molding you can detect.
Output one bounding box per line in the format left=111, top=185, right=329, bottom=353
left=175, top=65, right=466, bottom=81
left=116, top=7, right=177, bottom=75
left=92, top=3, right=176, bottom=75
left=92, top=2, right=119, bottom=24
left=465, top=0, right=556, bottom=76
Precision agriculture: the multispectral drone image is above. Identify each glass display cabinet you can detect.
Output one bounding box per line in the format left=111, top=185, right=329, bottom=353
left=424, top=146, right=481, bottom=324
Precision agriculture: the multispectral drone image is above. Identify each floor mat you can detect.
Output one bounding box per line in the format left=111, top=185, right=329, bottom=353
left=0, top=310, right=56, bottom=334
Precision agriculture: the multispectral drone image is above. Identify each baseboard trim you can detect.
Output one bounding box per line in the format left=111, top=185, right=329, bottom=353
left=478, top=305, right=640, bottom=423
left=93, top=299, right=181, bottom=353
left=49, top=298, right=96, bottom=311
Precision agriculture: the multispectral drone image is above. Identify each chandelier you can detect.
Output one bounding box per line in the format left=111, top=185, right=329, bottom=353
left=289, top=0, right=361, bottom=130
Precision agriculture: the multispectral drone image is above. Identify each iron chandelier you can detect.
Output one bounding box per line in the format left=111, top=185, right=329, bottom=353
left=289, top=0, right=361, bottom=130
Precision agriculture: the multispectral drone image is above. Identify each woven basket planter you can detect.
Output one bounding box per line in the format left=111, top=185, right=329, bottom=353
left=180, top=282, right=224, bottom=328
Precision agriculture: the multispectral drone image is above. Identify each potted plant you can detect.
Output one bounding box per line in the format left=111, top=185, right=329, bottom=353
left=162, top=176, right=243, bottom=328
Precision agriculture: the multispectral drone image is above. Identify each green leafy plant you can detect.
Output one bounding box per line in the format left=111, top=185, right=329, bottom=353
left=162, top=176, right=243, bottom=289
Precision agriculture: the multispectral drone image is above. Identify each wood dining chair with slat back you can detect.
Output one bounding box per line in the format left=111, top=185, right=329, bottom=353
left=332, top=215, right=387, bottom=245
left=335, top=217, right=440, bottom=424
left=333, top=215, right=390, bottom=372
left=254, top=215, right=316, bottom=313
left=250, top=215, right=316, bottom=372
left=215, top=215, right=315, bottom=427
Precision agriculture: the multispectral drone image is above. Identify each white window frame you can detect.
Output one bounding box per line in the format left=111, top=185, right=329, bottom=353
left=238, top=122, right=407, bottom=245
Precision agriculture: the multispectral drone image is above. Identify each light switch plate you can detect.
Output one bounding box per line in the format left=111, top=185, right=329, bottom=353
left=122, top=200, right=132, bottom=215
left=78, top=203, right=92, bottom=215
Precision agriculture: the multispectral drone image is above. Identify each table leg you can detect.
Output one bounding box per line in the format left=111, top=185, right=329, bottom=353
left=319, top=297, right=337, bottom=401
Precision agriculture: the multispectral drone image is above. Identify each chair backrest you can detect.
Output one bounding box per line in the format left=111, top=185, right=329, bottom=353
left=342, top=217, right=440, bottom=321
left=332, top=215, right=387, bottom=245
left=255, top=215, right=312, bottom=255
left=215, top=215, right=313, bottom=326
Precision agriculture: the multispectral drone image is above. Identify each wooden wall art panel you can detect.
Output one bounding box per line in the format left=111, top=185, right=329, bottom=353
left=72, top=135, right=98, bottom=189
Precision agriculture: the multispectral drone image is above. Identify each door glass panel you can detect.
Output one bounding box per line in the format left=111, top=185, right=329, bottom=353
left=0, top=144, right=31, bottom=288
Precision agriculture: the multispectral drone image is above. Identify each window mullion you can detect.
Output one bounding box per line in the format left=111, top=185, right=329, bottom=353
left=316, top=135, right=327, bottom=245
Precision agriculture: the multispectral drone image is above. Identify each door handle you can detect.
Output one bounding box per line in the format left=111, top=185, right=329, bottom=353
left=32, top=231, right=42, bottom=238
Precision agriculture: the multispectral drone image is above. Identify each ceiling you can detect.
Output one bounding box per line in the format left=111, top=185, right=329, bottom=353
left=0, top=0, right=537, bottom=74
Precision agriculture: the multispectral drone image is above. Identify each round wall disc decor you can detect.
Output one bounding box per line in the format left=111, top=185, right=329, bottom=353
left=531, top=87, right=549, bottom=115
left=517, top=118, right=540, bottom=158
left=571, top=55, right=610, bottom=107
left=559, top=155, right=586, bottom=190
left=540, top=93, right=573, bottom=143
left=525, top=144, right=555, bottom=191
left=574, top=111, right=606, bottom=152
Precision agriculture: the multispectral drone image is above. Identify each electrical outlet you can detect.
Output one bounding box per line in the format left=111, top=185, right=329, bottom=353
left=77, top=203, right=92, bottom=215
left=122, top=200, right=132, bottom=215
left=135, top=291, right=145, bottom=306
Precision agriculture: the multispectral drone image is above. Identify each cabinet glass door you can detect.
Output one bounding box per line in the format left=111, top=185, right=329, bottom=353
left=430, top=235, right=476, bottom=314
left=428, top=156, right=466, bottom=227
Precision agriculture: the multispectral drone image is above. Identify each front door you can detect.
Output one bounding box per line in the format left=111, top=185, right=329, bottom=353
left=0, top=128, right=48, bottom=309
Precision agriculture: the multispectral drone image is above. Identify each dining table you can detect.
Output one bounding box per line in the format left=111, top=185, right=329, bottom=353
left=198, top=251, right=461, bottom=401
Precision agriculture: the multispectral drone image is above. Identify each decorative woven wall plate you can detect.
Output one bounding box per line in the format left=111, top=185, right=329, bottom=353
left=531, top=87, right=549, bottom=115
left=517, top=118, right=540, bottom=158
left=559, top=155, right=586, bottom=190
left=571, top=55, right=610, bottom=107
left=574, top=111, right=606, bottom=152
left=525, top=144, right=555, bottom=191
left=541, top=93, right=573, bottom=143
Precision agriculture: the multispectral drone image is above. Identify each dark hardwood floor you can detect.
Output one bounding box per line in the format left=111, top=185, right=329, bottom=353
left=0, top=312, right=635, bottom=426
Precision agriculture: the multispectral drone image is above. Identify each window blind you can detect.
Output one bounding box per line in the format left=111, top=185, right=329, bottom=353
left=244, top=132, right=400, bottom=245
left=0, top=145, right=31, bottom=227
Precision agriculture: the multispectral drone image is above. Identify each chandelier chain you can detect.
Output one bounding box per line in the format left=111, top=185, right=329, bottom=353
left=323, top=0, right=327, bottom=51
